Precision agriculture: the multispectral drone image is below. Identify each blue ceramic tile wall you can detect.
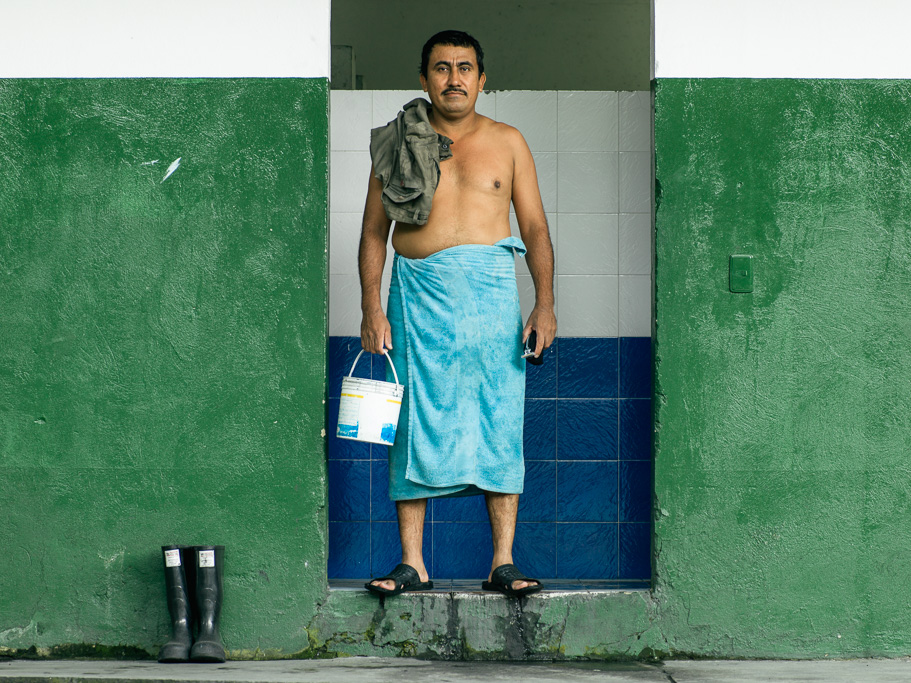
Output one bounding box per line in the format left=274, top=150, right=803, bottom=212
left=326, top=335, right=652, bottom=581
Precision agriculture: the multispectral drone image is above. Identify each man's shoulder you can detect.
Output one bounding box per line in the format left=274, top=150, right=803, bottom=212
left=476, top=116, right=528, bottom=148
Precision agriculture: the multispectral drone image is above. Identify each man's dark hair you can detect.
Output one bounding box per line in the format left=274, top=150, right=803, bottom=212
left=420, top=30, right=485, bottom=78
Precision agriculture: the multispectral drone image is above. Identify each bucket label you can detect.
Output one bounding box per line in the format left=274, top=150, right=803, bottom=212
left=380, top=423, right=397, bottom=444
left=164, top=549, right=181, bottom=567
left=338, top=395, right=360, bottom=434
left=338, top=422, right=359, bottom=438
left=199, top=550, right=216, bottom=568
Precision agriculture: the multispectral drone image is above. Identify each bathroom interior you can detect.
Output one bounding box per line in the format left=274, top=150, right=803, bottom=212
left=326, top=0, right=654, bottom=587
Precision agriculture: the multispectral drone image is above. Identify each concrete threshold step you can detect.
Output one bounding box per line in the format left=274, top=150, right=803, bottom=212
left=330, top=578, right=650, bottom=592
left=311, top=584, right=653, bottom=659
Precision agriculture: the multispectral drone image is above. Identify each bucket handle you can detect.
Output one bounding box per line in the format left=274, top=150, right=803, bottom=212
left=348, top=349, right=400, bottom=386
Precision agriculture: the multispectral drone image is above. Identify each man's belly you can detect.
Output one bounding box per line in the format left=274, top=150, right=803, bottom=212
left=391, top=220, right=512, bottom=259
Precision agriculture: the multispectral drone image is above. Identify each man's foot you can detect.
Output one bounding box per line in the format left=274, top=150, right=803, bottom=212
left=365, top=563, right=433, bottom=596
left=482, top=563, right=542, bottom=597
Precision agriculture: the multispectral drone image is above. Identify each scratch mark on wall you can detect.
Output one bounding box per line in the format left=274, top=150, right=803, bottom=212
left=100, top=548, right=125, bottom=570
left=100, top=548, right=126, bottom=624
left=161, top=157, right=182, bottom=183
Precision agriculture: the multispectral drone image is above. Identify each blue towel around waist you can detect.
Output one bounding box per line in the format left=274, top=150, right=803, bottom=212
left=385, top=237, right=527, bottom=500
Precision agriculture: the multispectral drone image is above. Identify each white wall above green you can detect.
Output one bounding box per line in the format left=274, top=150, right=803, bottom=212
left=655, top=0, right=911, bottom=78
left=0, top=0, right=330, bottom=77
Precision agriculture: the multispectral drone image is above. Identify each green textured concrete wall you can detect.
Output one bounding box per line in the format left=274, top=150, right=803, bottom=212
left=652, top=79, right=911, bottom=657
left=0, top=79, right=328, bottom=656
left=6, top=74, right=911, bottom=663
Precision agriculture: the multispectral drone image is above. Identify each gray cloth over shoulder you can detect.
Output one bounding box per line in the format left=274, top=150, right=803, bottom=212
left=369, top=98, right=453, bottom=225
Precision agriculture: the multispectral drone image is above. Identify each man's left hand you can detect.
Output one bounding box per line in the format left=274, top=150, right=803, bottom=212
left=523, top=305, right=557, bottom=358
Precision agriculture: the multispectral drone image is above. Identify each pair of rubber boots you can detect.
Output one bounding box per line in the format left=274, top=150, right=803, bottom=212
left=158, top=545, right=225, bottom=663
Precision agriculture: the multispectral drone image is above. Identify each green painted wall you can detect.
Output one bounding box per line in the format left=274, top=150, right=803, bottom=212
left=652, top=79, right=911, bottom=657
left=5, top=74, right=910, bottom=663
left=0, top=79, right=329, bottom=656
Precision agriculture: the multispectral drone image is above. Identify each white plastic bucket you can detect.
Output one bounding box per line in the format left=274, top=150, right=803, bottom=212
left=336, top=350, right=404, bottom=446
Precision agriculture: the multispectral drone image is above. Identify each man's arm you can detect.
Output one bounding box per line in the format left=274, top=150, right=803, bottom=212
left=509, top=129, right=557, bottom=357
left=359, top=166, right=394, bottom=354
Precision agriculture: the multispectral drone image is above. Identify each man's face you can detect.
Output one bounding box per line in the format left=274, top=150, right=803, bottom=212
left=420, top=44, right=486, bottom=117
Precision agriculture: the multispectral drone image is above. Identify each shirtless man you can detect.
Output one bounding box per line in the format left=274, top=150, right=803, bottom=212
left=359, top=30, right=556, bottom=595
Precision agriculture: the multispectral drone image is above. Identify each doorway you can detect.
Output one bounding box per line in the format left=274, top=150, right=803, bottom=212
left=327, top=0, right=653, bottom=583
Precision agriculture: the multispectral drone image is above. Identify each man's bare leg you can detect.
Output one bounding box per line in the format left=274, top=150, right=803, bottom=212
left=370, top=498, right=429, bottom=590
left=485, top=492, right=536, bottom=590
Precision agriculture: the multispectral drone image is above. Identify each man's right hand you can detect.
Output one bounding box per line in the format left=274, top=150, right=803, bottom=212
left=361, top=307, right=393, bottom=355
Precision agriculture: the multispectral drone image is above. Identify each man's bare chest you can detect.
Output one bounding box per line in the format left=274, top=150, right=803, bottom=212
left=438, top=142, right=513, bottom=197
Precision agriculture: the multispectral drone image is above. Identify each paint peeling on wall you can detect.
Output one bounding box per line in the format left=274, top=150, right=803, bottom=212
left=161, top=157, right=181, bottom=182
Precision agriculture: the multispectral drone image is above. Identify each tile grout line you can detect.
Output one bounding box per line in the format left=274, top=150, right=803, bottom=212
left=554, top=335, right=560, bottom=577
left=617, top=336, right=625, bottom=579
left=617, top=95, right=623, bottom=338
left=554, top=91, right=563, bottom=578
left=552, top=340, right=559, bottom=577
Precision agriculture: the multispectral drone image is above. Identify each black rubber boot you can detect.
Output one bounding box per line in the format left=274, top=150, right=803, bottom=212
left=189, top=545, right=226, bottom=662
left=158, top=545, right=194, bottom=663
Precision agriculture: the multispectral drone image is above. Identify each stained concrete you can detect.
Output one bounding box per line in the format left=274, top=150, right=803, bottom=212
left=304, top=587, right=655, bottom=660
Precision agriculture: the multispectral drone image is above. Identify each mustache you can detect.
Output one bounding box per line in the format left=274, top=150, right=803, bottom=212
left=443, top=88, right=467, bottom=95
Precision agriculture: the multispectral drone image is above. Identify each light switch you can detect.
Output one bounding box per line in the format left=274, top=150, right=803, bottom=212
left=730, top=255, right=753, bottom=293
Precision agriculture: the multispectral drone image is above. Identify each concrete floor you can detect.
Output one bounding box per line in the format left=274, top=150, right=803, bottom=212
left=2, top=658, right=911, bottom=683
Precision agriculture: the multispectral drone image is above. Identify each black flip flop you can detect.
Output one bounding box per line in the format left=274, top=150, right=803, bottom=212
left=365, top=563, right=433, bottom=596
left=482, top=563, right=543, bottom=597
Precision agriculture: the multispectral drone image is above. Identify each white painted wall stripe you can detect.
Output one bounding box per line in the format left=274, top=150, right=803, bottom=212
left=655, top=0, right=911, bottom=79
left=0, top=0, right=329, bottom=78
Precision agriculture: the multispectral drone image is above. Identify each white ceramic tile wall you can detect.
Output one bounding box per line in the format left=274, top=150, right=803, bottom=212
left=619, top=91, right=652, bottom=153
left=619, top=152, right=652, bottom=214
left=557, top=91, right=619, bottom=152
left=557, top=214, right=619, bottom=275
left=330, top=91, right=373, bottom=151
left=619, top=213, right=651, bottom=275
left=497, top=92, right=557, bottom=152
left=329, top=212, right=361, bottom=275
left=620, top=275, right=652, bottom=337
left=329, top=273, right=362, bottom=337
left=329, top=150, right=371, bottom=213
left=329, top=90, right=652, bottom=338
left=558, top=275, right=619, bottom=337
left=558, top=152, right=619, bottom=214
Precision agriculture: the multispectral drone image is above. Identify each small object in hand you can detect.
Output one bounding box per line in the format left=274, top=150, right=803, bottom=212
left=522, top=330, right=544, bottom=365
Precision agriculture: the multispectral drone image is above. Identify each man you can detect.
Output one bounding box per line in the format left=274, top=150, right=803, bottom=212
left=358, top=30, right=556, bottom=597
